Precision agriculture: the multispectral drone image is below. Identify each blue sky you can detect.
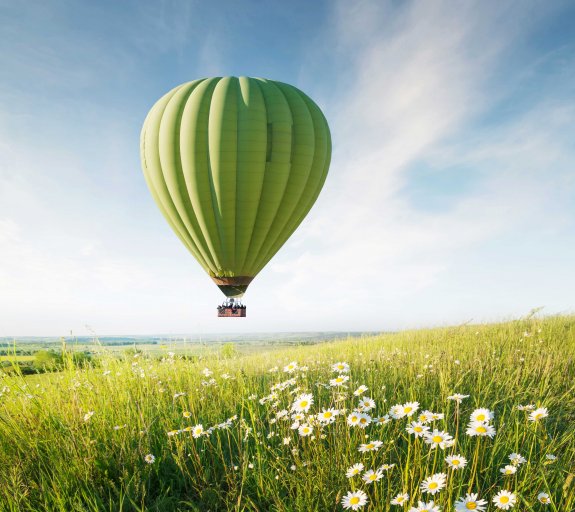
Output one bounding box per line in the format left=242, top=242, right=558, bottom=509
left=1, top=0, right=574, bottom=336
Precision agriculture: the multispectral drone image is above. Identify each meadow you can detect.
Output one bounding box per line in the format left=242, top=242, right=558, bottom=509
left=0, top=315, right=573, bottom=511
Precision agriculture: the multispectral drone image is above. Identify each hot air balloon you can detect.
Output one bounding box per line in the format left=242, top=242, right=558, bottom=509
left=140, top=77, right=331, bottom=316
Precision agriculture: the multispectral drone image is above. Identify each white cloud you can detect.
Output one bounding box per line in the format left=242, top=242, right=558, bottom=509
left=267, top=0, right=575, bottom=324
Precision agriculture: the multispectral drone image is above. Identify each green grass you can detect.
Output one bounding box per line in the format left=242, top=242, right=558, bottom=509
left=0, top=316, right=574, bottom=511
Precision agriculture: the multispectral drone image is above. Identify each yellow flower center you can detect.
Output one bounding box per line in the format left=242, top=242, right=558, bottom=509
left=300, top=401, right=308, bottom=408
left=419, top=415, right=426, bottom=421
left=476, top=414, right=485, bottom=421
left=541, top=498, right=549, bottom=503
left=324, top=412, right=332, bottom=418
left=505, top=469, right=513, bottom=474
left=452, top=459, right=460, bottom=465
left=415, top=426, right=422, bottom=432
left=476, top=426, right=487, bottom=433
left=351, top=416, right=358, bottom=422
left=336, top=378, right=343, bottom=382
left=360, top=418, right=367, bottom=424
left=350, top=497, right=360, bottom=505
left=404, top=407, right=412, bottom=413
left=500, top=496, right=509, bottom=503
left=535, top=413, right=543, bottom=419
left=369, top=474, right=377, bottom=480
left=397, top=497, right=404, bottom=502
left=366, top=444, right=374, bottom=449
left=429, top=482, right=438, bottom=489
left=432, top=435, right=443, bottom=443
left=466, top=503, right=477, bottom=510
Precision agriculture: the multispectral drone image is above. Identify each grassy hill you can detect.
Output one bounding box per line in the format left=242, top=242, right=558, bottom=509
left=0, top=315, right=573, bottom=511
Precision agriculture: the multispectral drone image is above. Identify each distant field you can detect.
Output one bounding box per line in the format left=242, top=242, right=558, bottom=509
left=0, top=316, right=573, bottom=511
left=0, top=355, right=35, bottom=362
left=0, top=332, right=377, bottom=360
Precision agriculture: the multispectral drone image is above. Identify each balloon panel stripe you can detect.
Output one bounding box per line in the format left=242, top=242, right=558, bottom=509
left=159, top=81, right=218, bottom=272
left=247, top=81, right=317, bottom=275
left=240, top=79, right=293, bottom=275
left=255, top=89, right=331, bottom=271
left=142, top=85, right=214, bottom=273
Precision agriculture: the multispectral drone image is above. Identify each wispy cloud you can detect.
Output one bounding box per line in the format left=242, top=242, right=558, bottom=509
left=267, top=0, right=575, bottom=326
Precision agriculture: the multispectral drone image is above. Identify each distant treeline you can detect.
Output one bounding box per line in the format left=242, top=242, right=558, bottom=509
left=1, top=350, right=93, bottom=375
left=99, top=340, right=159, bottom=346
left=0, top=349, right=34, bottom=356
left=0, top=340, right=159, bottom=348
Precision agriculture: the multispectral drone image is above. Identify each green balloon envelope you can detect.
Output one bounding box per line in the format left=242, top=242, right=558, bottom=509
left=140, top=77, right=332, bottom=298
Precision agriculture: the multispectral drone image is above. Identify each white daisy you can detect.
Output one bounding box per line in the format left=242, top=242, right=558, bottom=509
left=420, top=473, right=447, bottom=495
left=357, top=412, right=372, bottom=429
left=374, top=415, right=391, bottom=425
left=492, top=490, right=516, bottom=509
left=362, top=468, right=383, bottom=484
left=329, top=375, right=349, bottom=387
left=447, top=393, right=469, bottom=403
left=298, top=423, right=313, bottom=437
left=283, top=361, right=298, bottom=373
left=391, top=493, right=409, bottom=506
left=418, top=410, right=434, bottom=423
left=353, top=385, right=368, bottom=396
left=358, top=440, right=383, bottom=452
left=454, top=493, right=487, bottom=511
left=332, top=362, right=350, bottom=373
left=424, top=430, right=454, bottom=449
left=466, top=421, right=496, bottom=438
left=406, top=421, right=430, bottom=438
left=508, top=453, right=526, bottom=465
left=345, top=463, right=364, bottom=478
left=358, top=397, right=376, bottom=412
left=529, top=407, right=548, bottom=422
left=341, top=490, right=368, bottom=510
left=275, top=409, right=289, bottom=420
left=347, top=412, right=361, bottom=427
left=291, top=393, right=313, bottom=413
left=445, top=454, right=467, bottom=470
left=500, top=465, right=517, bottom=475
left=192, top=424, right=204, bottom=438
left=390, top=404, right=406, bottom=419
left=537, top=492, right=551, bottom=505
left=144, top=454, right=155, bottom=464
left=402, top=401, right=419, bottom=416
left=517, top=404, right=535, bottom=411
left=317, top=408, right=339, bottom=424
left=408, top=501, right=440, bottom=512
left=470, top=408, right=494, bottom=423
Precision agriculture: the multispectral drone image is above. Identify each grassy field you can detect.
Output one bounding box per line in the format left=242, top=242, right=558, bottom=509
left=0, top=316, right=574, bottom=511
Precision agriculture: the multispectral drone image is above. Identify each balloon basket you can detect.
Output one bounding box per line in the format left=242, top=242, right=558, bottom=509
left=217, top=299, right=246, bottom=318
